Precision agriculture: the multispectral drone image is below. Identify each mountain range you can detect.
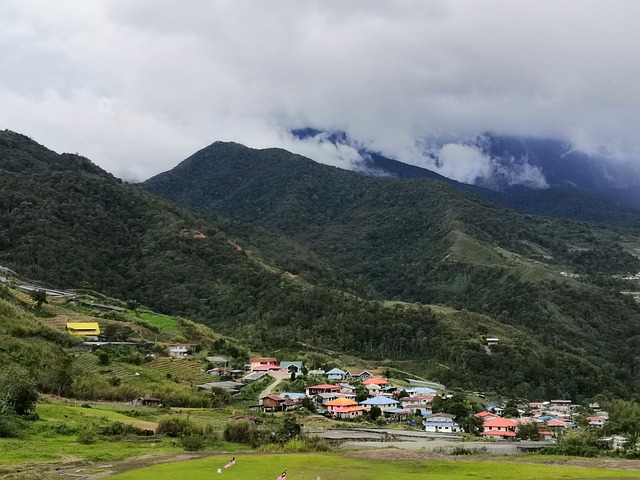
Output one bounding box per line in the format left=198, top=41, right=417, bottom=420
left=3, top=129, right=640, bottom=400
left=291, top=128, right=640, bottom=225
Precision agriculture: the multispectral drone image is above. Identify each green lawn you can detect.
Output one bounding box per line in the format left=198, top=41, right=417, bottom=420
left=109, top=454, right=640, bottom=480
left=0, top=436, right=181, bottom=464
left=138, top=312, right=181, bottom=331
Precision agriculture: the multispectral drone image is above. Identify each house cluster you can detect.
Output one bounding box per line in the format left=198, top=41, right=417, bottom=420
left=432, top=399, right=610, bottom=440
left=256, top=366, right=438, bottom=419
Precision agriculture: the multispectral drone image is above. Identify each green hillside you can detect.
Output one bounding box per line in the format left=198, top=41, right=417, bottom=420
left=141, top=141, right=640, bottom=398
left=4, top=131, right=640, bottom=398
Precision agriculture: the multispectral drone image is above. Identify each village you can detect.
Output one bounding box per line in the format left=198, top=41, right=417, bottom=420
left=59, top=315, right=618, bottom=447
left=189, top=353, right=616, bottom=447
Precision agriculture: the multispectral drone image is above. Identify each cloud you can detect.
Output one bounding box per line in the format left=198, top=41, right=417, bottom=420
left=0, top=1, right=639, bottom=182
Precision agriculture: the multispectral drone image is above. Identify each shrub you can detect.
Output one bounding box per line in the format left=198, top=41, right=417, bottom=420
left=301, top=435, right=331, bottom=452
left=157, top=416, right=195, bottom=438
left=180, top=433, right=207, bottom=451
left=77, top=424, right=98, bottom=444
left=451, top=446, right=487, bottom=455
left=99, top=421, right=145, bottom=436
left=0, top=414, right=25, bottom=438
left=223, top=420, right=264, bottom=446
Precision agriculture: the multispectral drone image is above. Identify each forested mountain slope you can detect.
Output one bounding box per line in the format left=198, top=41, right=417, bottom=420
left=142, top=141, right=640, bottom=399
left=3, top=130, right=640, bottom=399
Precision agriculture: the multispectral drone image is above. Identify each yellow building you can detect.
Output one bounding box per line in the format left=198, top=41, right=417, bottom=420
left=66, top=322, right=100, bottom=336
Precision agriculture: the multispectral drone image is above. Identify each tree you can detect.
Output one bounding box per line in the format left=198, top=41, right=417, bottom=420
left=277, top=414, right=302, bottom=443
left=503, top=400, right=520, bottom=418
left=516, top=421, right=541, bottom=440
left=0, top=368, right=39, bottom=416
left=29, top=289, right=47, bottom=309
left=208, top=387, right=231, bottom=407
left=459, top=415, right=483, bottom=436
left=369, top=406, right=382, bottom=421
left=102, top=323, right=134, bottom=341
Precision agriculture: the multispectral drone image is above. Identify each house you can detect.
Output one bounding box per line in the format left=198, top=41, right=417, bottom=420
left=252, top=364, right=287, bottom=373
left=132, top=396, right=162, bottom=407
left=484, top=337, right=499, bottom=346
left=280, top=361, right=303, bottom=373
left=335, top=406, right=368, bottom=419
left=196, top=381, right=244, bottom=394
left=359, top=396, right=399, bottom=411
left=325, top=397, right=359, bottom=415
left=260, top=395, right=289, bottom=412
left=250, top=357, right=279, bottom=371
left=406, top=387, right=437, bottom=397
left=384, top=408, right=411, bottom=421
left=423, top=413, right=460, bottom=433
left=363, top=377, right=388, bottom=386
left=347, top=370, right=373, bottom=381
left=400, top=394, right=434, bottom=411
left=539, top=429, right=554, bottom=440
left=168, top=343, right=197, bottom=357
left=338, top=383, right=355, bottom=394
left=278, top=392, right=306, bottom=402
left=366, top=384, right=381, bottom=397
left=549, top=400, right=572, bottom=413
left=601, top=435, right=627, bottom=451
left=66, top=322, right=101, bottom=337
left=242, top=371, right=268, bottom=383
left=482, top=417, right=517, bottom=440
left=474, top=411, right=497, bottom=421
left=314, top=392, right=345, bottom=406
left=308, top=369, right=325, bottom=375
left=306, top=384, right=341, bottom=396
left=207, top=356, right=229, bottom=367
left=326, top=368, right=347, bottom=381
left=587, top=416, right=606, bottom=428
left=546, top=419, right=568, bottom=430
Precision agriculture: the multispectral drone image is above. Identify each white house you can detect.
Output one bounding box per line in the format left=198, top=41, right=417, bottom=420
left=168, top=343, right=197, bottom=357
left=587, top=416, right=606, bottom=428
left=423, top=413, right=460, bottom=433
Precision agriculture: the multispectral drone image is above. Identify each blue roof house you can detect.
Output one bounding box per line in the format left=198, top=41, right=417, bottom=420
left=423, top=413, right=460, bottom=434
left=326, top=368, right=346, bottom=381
left=359, top=396, right=399, bottom=411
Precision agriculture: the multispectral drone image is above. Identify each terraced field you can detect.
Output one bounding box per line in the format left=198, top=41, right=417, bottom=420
left=9, top=288, right=35, bottom=305
left=74, top=352, right=211, bottom=384
left=146, top=357, right=211, bottom=383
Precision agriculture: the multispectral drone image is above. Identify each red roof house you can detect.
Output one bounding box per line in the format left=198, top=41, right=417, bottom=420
left=482, top=417, right=517, bottom=440
left=306, top=384, right=341, bottom=396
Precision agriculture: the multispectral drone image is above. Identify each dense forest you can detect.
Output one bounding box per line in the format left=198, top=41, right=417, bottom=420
left=3, top=130, right=640, bottom=399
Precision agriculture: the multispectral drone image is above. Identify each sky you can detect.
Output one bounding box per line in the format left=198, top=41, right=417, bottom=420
left=1, top=1, right=639, bottom=182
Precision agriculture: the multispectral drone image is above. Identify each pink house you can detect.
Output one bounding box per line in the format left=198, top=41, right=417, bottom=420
left=482, top=417, right=517, bottom=440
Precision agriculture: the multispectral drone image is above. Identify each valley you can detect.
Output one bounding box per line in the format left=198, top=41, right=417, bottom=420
left=3, top=131, right=640, bottom=478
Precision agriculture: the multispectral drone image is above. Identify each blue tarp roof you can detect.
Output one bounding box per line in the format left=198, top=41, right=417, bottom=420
left=408, top=387, right=437, bottom=394
left=384, top=408, right=410, bottom=414
left=360, top=397, right=399, bottom=406
left=278, top=392, right=306, bottom=399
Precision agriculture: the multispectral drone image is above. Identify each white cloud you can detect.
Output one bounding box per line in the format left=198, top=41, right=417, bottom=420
left=0, top=1, right=639, bottom=181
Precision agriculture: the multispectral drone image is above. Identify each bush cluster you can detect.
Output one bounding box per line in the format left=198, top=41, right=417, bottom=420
left=157, top=415, right=219, bottom=451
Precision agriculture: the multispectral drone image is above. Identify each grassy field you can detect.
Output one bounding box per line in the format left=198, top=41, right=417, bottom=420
left=0, top=435, right=181, bottom=464
left=138, top=312, right=181, bottom=331
left=109, top=454, right=640, bottom=480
